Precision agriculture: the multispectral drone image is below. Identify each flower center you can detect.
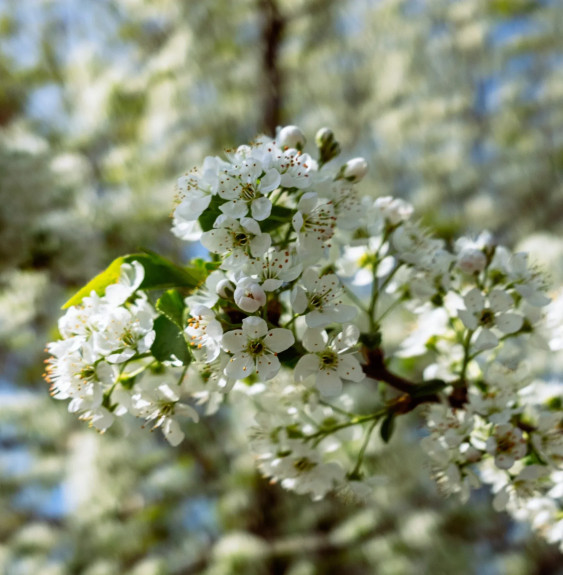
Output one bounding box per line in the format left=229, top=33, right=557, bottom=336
left=293, top=457, right=317, bottom=473
left=78, top=365, right=96, bottom=381
left=240, top=183, right=257, bottom=201
left=479, top=308, right=495, bottom=327
left=247, top=339, right=265, bottom=356
left=234, top=232, right=249, bottom=246
left=319, top=350, right=338, bottom=369
left=122, top=329, right=137, bottom=347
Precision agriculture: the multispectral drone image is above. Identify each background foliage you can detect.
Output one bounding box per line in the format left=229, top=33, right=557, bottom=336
left=1, top=1, right=563, bottom=573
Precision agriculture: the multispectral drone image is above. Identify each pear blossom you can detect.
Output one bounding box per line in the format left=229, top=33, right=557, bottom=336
left=291, top=269, right=356, bottom=328
left=217, top=156, right=280, bottom=221
left=292, top=192, right=336, bottom=257
left=458, top=287, right=523, bottom=351
left=200, top=215, right=271, bottom=270
left=486, top=424, right=527, bottom=469
left=260, top=439, right=345, bottom=500
left=92, top=296, right=156, bottom=363
left=294, top=325, right=364, bottom=396
left=222, top=316, right=294, bottom=381
left=131, top=380, right=199, bottom=446
left=246, top=248, right=302, bottom=291
left=185, top=305, right=223, bottom=362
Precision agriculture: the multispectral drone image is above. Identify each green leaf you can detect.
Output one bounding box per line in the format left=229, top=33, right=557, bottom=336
left=198, top=197, right=294, bottom=233
left=62, top=252, right=207, bottom=309
left=198, top=195, right=224, bottom=232
left=156, top=290, right=186, bottom=328
left=260, top=205, right=294, bottom=233
left=62, top=256, right=127, bottom=309
left=150, top=315, right=192, bottom=366
left=379, top=413, right=395, bottom=444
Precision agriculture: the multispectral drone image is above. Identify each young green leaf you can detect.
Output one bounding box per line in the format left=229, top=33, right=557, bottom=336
left=150, top=315, right=192, bottom=366
left=62, top=252, right=208, bottom=309
left=380, top=413, right=395, bottom=444
left=156, top=289, right=186, bottom=328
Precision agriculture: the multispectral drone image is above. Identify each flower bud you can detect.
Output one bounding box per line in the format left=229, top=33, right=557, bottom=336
left=278, top=125, right=306, bottom=150
left=342, top=157, right=368, bottom=182
left=234, top=279, right=267, bottom=313
left=216, top=278, right=235, bottom=299
left=457, top=248, right=487, bottom=274
left=315, top=127, right=334, bottom=148
left=316, top=127, right=341, bottom=165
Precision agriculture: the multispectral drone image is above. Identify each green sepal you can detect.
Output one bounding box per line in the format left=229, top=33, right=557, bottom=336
left=150, top=315, right=192, bottom=366
left=379, top=413, right=395, bottom=444
left=62, top=251, right=207, bottom=309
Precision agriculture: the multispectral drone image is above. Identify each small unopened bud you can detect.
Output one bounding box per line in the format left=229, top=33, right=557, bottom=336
left=342, top=157, right=368, bottom=182
left=457, top=249, right=487, bottom=274
left=234, top=280, right=267, bottom=313
left=315, top=127, right=334, bottom=148
left=278, top=125, right=306, bottom=150
left=316, top=127, right=341, bottom=165
left=216, top=279, right=235, bottom=299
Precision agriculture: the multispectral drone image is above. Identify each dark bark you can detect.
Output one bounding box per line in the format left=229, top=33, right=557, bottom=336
left=259, top=0, right=285, bottom=135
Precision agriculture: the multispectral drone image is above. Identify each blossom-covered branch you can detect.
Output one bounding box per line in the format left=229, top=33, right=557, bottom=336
left=46, top=125, right=563, bottom=551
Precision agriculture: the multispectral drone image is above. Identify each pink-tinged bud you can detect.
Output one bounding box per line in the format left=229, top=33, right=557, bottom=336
left=457, top=248, right=487, bottom=274
left=234, top=280, right=267, bottom=313
left=342, top=157, right=368, bottom=182
left=278, top=125, right=306, bottom=150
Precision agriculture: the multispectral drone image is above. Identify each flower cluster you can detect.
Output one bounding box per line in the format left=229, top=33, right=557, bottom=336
left=47, top=126, right=563, bottom=551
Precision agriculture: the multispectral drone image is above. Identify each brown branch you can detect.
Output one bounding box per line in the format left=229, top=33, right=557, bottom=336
left=259, top=0, right=285, bottom=135
left=361, top=347, right=417, bottom=394
left=361, top=347, right=467, bottom=412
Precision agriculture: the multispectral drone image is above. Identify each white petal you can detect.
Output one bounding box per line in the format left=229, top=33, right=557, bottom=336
left=489, top=289, right=513, bottom=313
left=251, top=197, right=272, bottom=221
left=201, top=229, right=231, bottom=253
left=291, top=286, right=308, bottom=314
left=316, top=370, right=343, bottom=396
left=250, top=233, right=271, bottom=257
left=266, top=328, right=295, bottom=352
left=255, top=354, right=281, bottom=380
left=336, top=355, right=364, bottom=382
left=292, top=211, right=304, bottom=233
left=259, top=169, right=281, bottom=193
left=225, top=353, right=255, bottom=380
left=458, top=309, right=478, bottom=331
left=464, top=288, right=485, bottom=313
left=162, top=418, right=185, bottom=446
left=240, top=217, right=261, bottom=235
left=295, top=354, right=320, bottom=382
left=305, top=310, right=331, bottom=328
left=220, top=199, right=249, bottom=219
left=496, top=313, right=523, bottom=334
left=303, top=328, right=328, bottom=352
left=262, top=278, right=283, bottom=291
left=222, top=329, right=246, bottom=353
left=242, top=316, right=268, bottom=339
left=334, top=324, right=360, bottom=352
left=297, top=192, right=317, bottom=214
left=474, top=328, right=498, bottom=351
left=329, top=305, right=357, bottom=324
